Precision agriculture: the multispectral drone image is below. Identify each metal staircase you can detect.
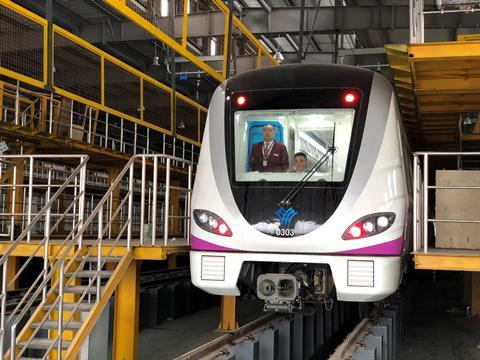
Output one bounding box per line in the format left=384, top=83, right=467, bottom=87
left=0, top=153, right=193, bottom=359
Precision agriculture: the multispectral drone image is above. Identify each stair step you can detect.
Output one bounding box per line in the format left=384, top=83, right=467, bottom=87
left=76, top=256, right=121, bottom=263
left=32, top=320, right=83, bottom=330
left=43, top=302, right=94, bottom=312
left=56, top=286, right=103, bottom=295
left=65, top=270, right=113, bottom=278
left=18, top=338, right=71, bottom=350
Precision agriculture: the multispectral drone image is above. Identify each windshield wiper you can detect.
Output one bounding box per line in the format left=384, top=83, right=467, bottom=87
left=279, top=146, right=337, bottom=208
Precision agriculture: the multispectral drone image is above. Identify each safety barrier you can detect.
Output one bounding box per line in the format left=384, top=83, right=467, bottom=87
left=0, top=0, right=207, bottom=147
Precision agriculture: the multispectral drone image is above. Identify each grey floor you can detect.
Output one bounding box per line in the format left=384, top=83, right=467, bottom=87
left=138, top=298, right=264, bottom=359
left=397, top=272, right=480, bottom=360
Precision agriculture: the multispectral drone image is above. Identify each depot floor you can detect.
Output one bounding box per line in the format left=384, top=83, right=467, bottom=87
left=138, top=298, right=264, bottom=359
left=397, top=271, right=480, bottom=360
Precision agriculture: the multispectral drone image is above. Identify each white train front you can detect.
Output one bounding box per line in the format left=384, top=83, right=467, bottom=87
left=190, top=64, right=411, bottom=310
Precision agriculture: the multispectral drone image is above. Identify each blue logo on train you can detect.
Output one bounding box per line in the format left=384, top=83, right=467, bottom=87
left=275, top=207, right=298, bottom=228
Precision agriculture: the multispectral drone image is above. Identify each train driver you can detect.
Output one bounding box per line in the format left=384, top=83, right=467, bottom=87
left=249, top=124, right=289, bottom=172
left=293, top=152, right=308, bottom=173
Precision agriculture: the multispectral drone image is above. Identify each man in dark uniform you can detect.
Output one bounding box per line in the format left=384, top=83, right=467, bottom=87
left=249, top=124, right=289, bottom=172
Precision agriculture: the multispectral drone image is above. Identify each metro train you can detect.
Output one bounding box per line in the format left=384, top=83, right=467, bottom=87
left=189, top=64, right=412, bottom=311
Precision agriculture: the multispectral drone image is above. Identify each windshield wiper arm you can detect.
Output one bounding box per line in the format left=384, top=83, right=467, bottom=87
left=279, top=146, right=337, bottom=208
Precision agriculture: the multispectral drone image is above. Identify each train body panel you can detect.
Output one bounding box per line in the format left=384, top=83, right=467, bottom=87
left=190, top=64, right=411, bottom=304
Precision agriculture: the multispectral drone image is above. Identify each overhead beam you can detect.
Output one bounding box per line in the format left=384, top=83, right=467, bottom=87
left=175, top=52, right=359, bottom=74
left=78, top=5, right=480, bottom=42
left=242, top=6, right=480, bottom=34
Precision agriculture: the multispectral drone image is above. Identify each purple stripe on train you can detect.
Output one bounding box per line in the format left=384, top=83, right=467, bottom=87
left=190, top=234, right=240, bottom=252
left=338, top=236, right=404, bottom=255
left=190, top=234, right=404, bottom=255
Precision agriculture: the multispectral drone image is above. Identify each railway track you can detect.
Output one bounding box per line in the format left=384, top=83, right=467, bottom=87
left=174, top=313, right=286, bottom=360
left=174, top=288, right=411, bottom=360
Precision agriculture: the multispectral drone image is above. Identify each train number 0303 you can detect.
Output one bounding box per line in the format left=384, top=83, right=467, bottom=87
left=275, top=228, right=295, bottom=237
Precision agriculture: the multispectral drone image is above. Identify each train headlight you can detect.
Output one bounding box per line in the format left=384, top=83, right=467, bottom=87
left=377, top=216, right=389, bottom=228
left=342, top=213, right=395, bottom=240
left=193, top=209, right=233, bottom=237
left=198, top=212, right=209, bottom=224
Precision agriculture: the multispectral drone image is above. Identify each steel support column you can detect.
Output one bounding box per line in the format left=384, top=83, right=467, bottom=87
left=113, top=260, right=140, bottom=360
left=0, top=82, right=3, bottom=122
left=472, top=272, right=480, bottom=316
left=223, top=0, right=234, bottom=79
left=167, top=255, right=177, bottom=269
left=46, top=0, right=53, bottom=90
left=7, top=158, right=25, bottom=229
left=218, top=296, right=238, bottom=331
left=298, top=0, right=305, bottom=63
left=5, top=256, right=18, bottom=291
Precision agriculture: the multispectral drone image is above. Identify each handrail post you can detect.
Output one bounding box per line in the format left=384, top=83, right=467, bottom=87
left=10, top=323, right=16, bottom=359
left=187, top=164, right=193, bottom=244
left=78, top=156, right=87, bottom=248
left=49, top=93, right=53, bottom=134
left=27, top=157, right=34, bottom=242
left=164, top=158, right=171, bottom=246
left=97, top=204, right=103, bottom=301
left=88, top=107, right=92, bottom=144
left=57, top=262, right=64, bottom=360
left=43, top=168, right=52, bottom=300
left=173, top=138, right=176, bottom=165
left=72, top=176, right=78, bottom=231
left=10, top=164, right=17, bottom=242
left=146, top=128, right=150, bottom=153
left=108, top=192, right=113, bottom=240
left=423, top=153, right=429, bottom=254
left=162, top=134, right=166, bottom=158
left=127, top=162, right=134, bottom=250
left=14, top=81, right=19, bottom=126
left=182, top=141, right=185, bottom=166
left=1, top=260, right=8, bottom=357
left=152, top=157, right=158, bottom=246
left=105, top=113, right=109, bottom=149
left=134, top=123, right=138, bottom=155
left=140, top=156, right=146, bottom=246
left=69, top=99, right=74, bottom=139
left=413, top=154, right=418, bottom=253
left=120, top=118, right=124, bottom=153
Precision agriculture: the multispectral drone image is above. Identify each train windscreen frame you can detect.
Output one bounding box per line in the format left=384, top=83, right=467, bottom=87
left=226, top=88, right=364, bottom=189
left=233, top=108, right=355, bottom=182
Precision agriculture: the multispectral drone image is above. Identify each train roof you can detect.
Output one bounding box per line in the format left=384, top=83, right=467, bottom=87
left=225, top=64, right=375, bottom=92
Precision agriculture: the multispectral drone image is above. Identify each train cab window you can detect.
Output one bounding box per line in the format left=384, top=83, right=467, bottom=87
left=234, top=108, right=355, bottom=182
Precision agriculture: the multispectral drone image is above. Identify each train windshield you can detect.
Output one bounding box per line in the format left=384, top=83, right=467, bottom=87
left=234, top=108, right=355, bottom=182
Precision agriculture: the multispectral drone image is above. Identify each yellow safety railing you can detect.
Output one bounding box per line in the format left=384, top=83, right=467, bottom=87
left=52, top=26, right=206, bottom=146
left=0, top=0, right=48, bottom=88
left=102, top=0, right=277, bottom=81
left=0, top=0, right=207, bottom=147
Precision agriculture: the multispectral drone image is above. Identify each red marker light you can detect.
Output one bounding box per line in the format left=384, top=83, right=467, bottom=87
left=236, top=96, right=246, bottom=106
left=218, top=223, right=229, bottom=235
left=344, top=93, right=357, bottom=104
